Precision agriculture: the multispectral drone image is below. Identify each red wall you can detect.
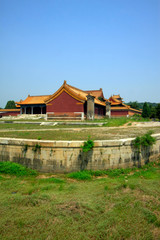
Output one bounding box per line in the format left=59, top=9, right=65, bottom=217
left=0, top=111, right=20, bottom=117
left=46, top=91, right=84, bottom=113
left=95, top=104, right=105, bottom=116
left=111, top=110, right=128, bottom=117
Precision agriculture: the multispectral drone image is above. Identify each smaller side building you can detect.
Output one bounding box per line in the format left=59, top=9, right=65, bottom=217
left=0, top=109, right=20, bottom=118
left=16, top=95, right=51, bottom=115
left=109, top=95, right=142, bottom=117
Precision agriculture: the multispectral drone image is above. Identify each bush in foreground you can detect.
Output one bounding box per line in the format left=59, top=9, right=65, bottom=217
left=67, top=168, right=132, bottom=180
left=67, top=159, right=160, bottom=180
left=0, top=161, right=37, bottom=176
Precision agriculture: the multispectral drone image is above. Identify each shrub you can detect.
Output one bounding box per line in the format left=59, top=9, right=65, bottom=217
left=81, top=136, right=94, bottom=153
left=132, top=131, right=156, bottom=151
left=0, top=161, right=37, bottom=176
left=67, top=168, right=132, bottom=180
left=67, top=159, right=160, bottom=180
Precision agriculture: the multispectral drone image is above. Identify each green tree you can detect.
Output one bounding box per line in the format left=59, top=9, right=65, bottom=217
left=142, top=102, right=150, bottom=118
left=150, top=106, right=156, bottom=118
left=5, top=100, right=16, bottom=109
left=129, top=101, right=140, bottom=110
left=156, top=104, right=160, bottom=119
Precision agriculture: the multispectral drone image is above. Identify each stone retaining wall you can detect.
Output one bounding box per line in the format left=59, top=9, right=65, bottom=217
left=0, top=134, right=160, bottom=173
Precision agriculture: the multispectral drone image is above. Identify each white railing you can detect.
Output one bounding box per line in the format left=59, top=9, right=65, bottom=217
left=46, top=112, right=85, bottom=121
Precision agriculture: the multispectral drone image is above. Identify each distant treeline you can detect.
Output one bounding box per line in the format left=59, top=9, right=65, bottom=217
left=126, top=102, right=160, bottom=119
left=126, top=102, right=158, bottom=110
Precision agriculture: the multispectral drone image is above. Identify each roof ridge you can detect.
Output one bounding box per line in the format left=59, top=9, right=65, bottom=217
left=66, top=83, right=104, bottom=99
left=66, top=83, right=85, bottom=93
left=27, top=94, right=51, bottom=97
left=66, top=83, right=97, bottom=98
left=85, top=90, right=102, bottom=92
left=109, top=96, right=121, bottom=103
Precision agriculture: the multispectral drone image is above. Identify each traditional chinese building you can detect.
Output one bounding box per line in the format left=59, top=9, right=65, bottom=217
left=109, top=95, right=142, bottom=117
left=0, top=109, right=20, bottom=117
left=16, top=81, right=108, bottom=120
left=1, top=81, right=142, bottom=119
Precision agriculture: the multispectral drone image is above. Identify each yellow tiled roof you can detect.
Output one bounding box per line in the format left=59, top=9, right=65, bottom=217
left=110, top=95, right=142, bottom=113
left=111, top=106, right=129, bottom=110
left=84, top=89, right=104, bottom=99
left=0, top=109, right=20, bottom=112
left=16, top=81, right=106, bottom=107
left=109, top=96, right=122, bottom=104
left=111, top=104, right=142, bottom=113
left=45, top=81, right=106, bottom=106
left=16, top=95, right=51, bottom=105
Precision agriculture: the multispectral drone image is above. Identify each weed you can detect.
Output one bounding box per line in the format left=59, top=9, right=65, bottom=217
left=104, top=186, right=109, bottom=191
left=122, top=182, right=128, bottom=188
left=32, top=144, right=41, bottom=153
left=81, top=136, right=94, bottom=152
left=37, top=136, right=42, bottom=140
left=22, top=144, right=28, bottom=154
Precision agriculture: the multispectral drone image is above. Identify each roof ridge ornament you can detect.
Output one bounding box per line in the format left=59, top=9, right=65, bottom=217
left=64, top=80, right=67, bottom=85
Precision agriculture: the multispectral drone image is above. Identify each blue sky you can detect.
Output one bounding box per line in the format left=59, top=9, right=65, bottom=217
left=0, top=0, right=160, bottom=108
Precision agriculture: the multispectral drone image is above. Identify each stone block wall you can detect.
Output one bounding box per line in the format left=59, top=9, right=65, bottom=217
left=0, top=134, right=160, bottom=173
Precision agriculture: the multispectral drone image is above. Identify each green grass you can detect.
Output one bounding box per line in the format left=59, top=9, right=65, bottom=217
left=0, top=161, right=37, bottom=176
left=104, top=117, right=128, bottom=127
left=0, top=159, right=160, bottom=239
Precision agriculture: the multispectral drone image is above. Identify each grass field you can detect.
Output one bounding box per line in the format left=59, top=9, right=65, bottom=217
left=1, top=117, right=159, bottom=141
left=0, top=160, right=160, bottom=240
left=0, top=125, right=160, bottom=140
